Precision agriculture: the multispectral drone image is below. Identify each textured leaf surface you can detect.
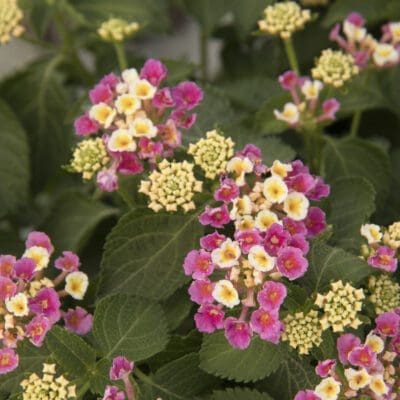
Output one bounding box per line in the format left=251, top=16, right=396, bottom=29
left=140, top=353, right=219, bottom=400
left=98, top=209, right=204, bottom=300
left=0, top=341, right=50, bottom=396
left=93, top=294, right=169, bottom=361
left=301, top=240, right=372, bottom=293
left=328, top=177, right=376, bottom=251
left=259, top=348, right=318, bottom=400
left=321, top=138, right=391, bottom=208
left=200, top=332, right=283, bottom=382
left=0, top=59, right=72, bottom=191
left=40, top=191, right=118, bottom=252
left=46, top=325, right=97, bottom=377
left=0, top=100, right=29, bottom=218
left=211, top=387, right=273, bottom=400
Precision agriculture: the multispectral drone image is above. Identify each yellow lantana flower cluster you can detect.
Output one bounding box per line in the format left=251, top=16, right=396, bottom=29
left=369, top=274, right=400, bottom=315
left=282, top=310, right=323, bottom=354
left=187, top=130, right=235, bottom=179
left=69, top=138, right=110, bottom=180
left=0, top=0, right=24, bottom=44
left=139, top=160, right=203, bottom=213
left=20, top=363, right=76, bottom=399
left=258, top=1, right=311, bottom=40
left=312, top=49, right=359, bottom=87
left=315, top=280, right=365, bottom=332
left=98, top=18, right=140, bottom=43
left=383, top=221, right=400, bottom=250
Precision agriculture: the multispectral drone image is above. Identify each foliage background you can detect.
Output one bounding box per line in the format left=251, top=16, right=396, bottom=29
left=0, top=0, right=399, bottom=399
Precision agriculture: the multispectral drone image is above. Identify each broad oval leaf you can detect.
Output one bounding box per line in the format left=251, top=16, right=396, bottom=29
left=0, top=99, right=29, bottom=218
left=98, top=208, right=204, bottom=300
left=328, top=177, right=376, bottom=251
left=300, top=240, right=372, bottom=293
left=140, top=353, right=219, bottom=400
left=93, top=294, right=169, bottom=361
left=321, top=137, right=390, bottom=210
left=46, top=325, right=97, bottom=377
left=200, top=332, right=283, bottom=383
left=40, top=191, right=118, bottom=253
left=211, top=387, right=274, bottom=400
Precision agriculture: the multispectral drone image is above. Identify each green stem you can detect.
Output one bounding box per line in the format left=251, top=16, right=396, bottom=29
left=134, top=368, right=185, bottom=400
left=200, top=29, right=209, bottom=81
left=283, top=37, right=300, bottom=75
left=349, top=110, right=362, bottom=137
left=77, top=380, right=90, bottom=399
left=117, top=186, right=135, bottom=209
left=114, top=42, right=128, bottom=71
left=303, top=127, right=324, bottom=173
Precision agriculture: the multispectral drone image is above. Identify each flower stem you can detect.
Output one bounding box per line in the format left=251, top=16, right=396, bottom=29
left=123, top=376, right=136, bottom=400
left=114, top=42, right=128, bottom=71
left=349, top=110, right=362, bottom=137
left=283, top=37, right=300, bottom=75
left=200, top=29, right=209, bottom=81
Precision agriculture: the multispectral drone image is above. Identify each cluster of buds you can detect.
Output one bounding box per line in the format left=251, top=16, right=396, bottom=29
left=139, top=160, right=202, bottom=213
left=295, top=311, right=400, bottom=400
left=0, top=232, right=91, bottom=375
left=0, top=0, right=24, bottom=45
left=360, top=223, right=399, bottom=273
left=330, top=12, right=400, bottom=69
left=188, top=130, right=235, bottom=179
left=315, top=280, right=365, bottom=332
left=102, top=356, right=136, bottom=400
left=98, top=18, right=140, bottom=43
left=369, top=274, right=400, bottom=315
left=258, top=1, right=311, bottom=40
left=70, top=59, right=203, bottom=192
left=274, top=70, right=340, bottom=129
left=282, top=309, right=324, bottom=354
left=183, top=144, right=330, bottom=349
left=20, top=363, right=76, bottom=399
left=312, top=49, right=359, bottom=88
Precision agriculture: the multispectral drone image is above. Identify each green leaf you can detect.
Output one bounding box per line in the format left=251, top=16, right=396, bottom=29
left=184, top=0, right=228, bottom=35
left=40, top=191, right=118, bottom=253
left=0, top=341, right=50, bottom=397
left=162, top=286, right=194, bottom=331
left=93, top=294, right=169, bottom=361
left=321, top=137, right=391, bottom=209
left=88, top=358, right=115, bottom=395
left=211, top=387, right=274, bottom=400
left=328, top=177, right=376, bottom=251
left=186, top=86, right=236, bottom=144
left=0, top=59, right=72, bottom=192
left=46, top=325, right=97, bottom=377
left=0, top=100, right=29, bottom=217
left=0, top=226, right=24, bottom=254
left=69, top=0, right=170, bottom=32
left=140, top=353, right=219, bottom=400
left=322, top=0, right=400, bottom=27
left=230, top=0, right=272, bottom=39
left=258, top=347, right=318, bottom=400
left=256, top=93, right=291, bottom=135
left=220, top=77, right=281, bottom=111
left=300, top=240, right=372, bottom=293
left=98, top=208, right=204, bottom=300
left=148, top=331, right=202, bottom=370
left=200, top=332, right=283, bottom=383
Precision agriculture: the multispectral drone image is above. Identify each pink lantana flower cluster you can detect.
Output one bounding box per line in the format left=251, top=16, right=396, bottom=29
left=295, top=311, right=400, bottom=400
left=72, top=59, right=203, bottom=192
left=0, top=232, right=92, bottom=375
left=330, top=12, right=400, bottom=68
left=102, top=356, right=135, bottom=400
left=183, top=146, right=330, bottom=349
left=360, top=223, right=399, bottom=273
left=274, top=70, right=340, bottom=129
